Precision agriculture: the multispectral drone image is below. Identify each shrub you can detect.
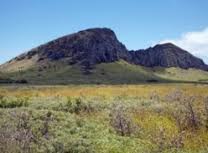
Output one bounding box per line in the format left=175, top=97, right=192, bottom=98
left=149, top=91, right=160, bottom=103
left=15, top=79, right=28, bottom=84
left=183, top=96, right=199, bottom=129
left=109, top=102, right=139, bottom=137
left=152, top=127, right=185, bottom=152
left=169, top=94, right=200, bottom=131
left=165, top=89, right=183, bottom=102
left=73, top=97, right=84, bottom=114
left=40, top=111, right=53, bottom=139
left=0, top=111, right=35, bottom=153
left=0, top=97, right=29, bottom=108
left=204, top=97, right=208, bottom=130
left=58, top=97, right=96, bottom=114
left=64, top=138, right=95, bottom=153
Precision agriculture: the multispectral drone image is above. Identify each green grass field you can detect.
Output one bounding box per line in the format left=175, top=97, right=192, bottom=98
left=0, top=84, right=208, bottom=153
left=1, top=60, right=208, bottom=85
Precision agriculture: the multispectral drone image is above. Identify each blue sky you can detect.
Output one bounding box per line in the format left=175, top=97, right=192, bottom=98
left=1, top=0, right=208, bottom=64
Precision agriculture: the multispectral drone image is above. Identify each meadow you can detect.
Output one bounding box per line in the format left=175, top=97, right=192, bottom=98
left=0, top=84, right=208, bottom=153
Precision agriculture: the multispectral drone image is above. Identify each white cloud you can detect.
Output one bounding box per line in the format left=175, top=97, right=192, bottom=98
left=160, top=27, right=208, bottom=64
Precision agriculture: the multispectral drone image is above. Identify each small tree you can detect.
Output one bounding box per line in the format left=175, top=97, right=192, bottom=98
left=41, top=111, right=53, bottom=139
left=109, top=102, right=138, bottom=136
left=149, top=91, right=160, bottom=103
left=14, top=112, right=35, bottom=153
left=165, top=89, right=183, bottom=103
left=204, top=97, right=208, bottom=130
left=168, top=91, right=199, bottom=131
left=153, top=127, right=185, bottom=152
left=183, top=96, right=199, bottom=130
left=0, top=111, right=35, bottom=153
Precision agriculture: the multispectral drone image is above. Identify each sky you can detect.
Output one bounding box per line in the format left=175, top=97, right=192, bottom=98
left=0, top=0, right=208, bottom=64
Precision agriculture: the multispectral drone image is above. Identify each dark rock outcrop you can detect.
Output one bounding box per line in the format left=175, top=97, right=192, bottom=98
left=20, top=28, right=130, bottom=67
left=8, top=28, right=208, bottom=71
left=129, top=43, right=208, bottom=71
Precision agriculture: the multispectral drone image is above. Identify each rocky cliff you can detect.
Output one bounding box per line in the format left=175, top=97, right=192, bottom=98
left=3, top=28, right=208, bottom=71
left=130, top=43, right=208, bottom=71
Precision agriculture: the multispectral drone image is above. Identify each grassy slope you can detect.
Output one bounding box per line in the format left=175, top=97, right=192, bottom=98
left=1, top=60, right=208, bottom=84
left=154, top=67, right=208, bottom=82
left=0, top=60, right=162, bottom=84
left=0, top=71, right=12, bottom=82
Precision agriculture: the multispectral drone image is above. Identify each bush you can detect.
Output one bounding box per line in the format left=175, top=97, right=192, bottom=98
left=0, top=111, right=35, bottom=153
left=109, top=102, right=139, bottom=137
left=149, top=91, right=160, bottom=103
left=165, top=89, right=183, bottom=102
left=168, top=93, right=200, bottom=131
left=183, top=96, right=199, bottom=129
left=58, top=97, right=96, bottom=114
left=40, top=111, right=53, bottom=139
left=204, top=97, right=208, bottom=130
left=152, top=127, right=185, bottom=152
left=15, top=79, right=28, bottom=84
left=0, top=97, right=29, bottom=108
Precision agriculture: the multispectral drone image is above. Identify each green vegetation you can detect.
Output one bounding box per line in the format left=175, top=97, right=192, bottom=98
left=0, top=84, right=208, bottom=153
left=0, top=96, right=29, bottom=108
left=1, top=60, right=208, bottom=84
left=154, top=67, right=208, bottom=82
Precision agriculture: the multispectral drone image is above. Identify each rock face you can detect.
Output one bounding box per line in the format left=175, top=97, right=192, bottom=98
left=17, top=28, right=129, bottom=67
left=6, top=28, right=208, bottom=71
left=130, top=43, right=208, bottom=71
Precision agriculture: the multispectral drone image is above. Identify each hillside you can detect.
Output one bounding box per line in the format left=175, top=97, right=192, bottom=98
left=1, top=60, right=208, bottom=84
left=130, top=43, right=208, bottom=71
left=0, top=28, right=208, bottom=84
